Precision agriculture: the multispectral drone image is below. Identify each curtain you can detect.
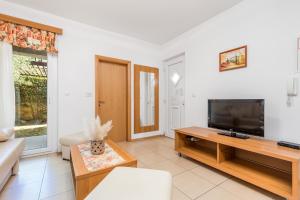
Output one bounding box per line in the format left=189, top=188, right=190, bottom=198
left=0, top=41, right=15, bottom=129
left=0, top=20, right=58, bottom=53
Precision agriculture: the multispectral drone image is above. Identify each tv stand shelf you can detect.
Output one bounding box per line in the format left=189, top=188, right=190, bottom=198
left=175, top=127, right=300, bottom=200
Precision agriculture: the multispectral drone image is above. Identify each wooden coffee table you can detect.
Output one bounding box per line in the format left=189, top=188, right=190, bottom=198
left=70, top=139, right=137, bottom=200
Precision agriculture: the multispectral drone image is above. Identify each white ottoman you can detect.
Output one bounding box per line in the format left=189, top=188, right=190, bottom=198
left=85, top=167, right=172, bottom=200
left=59, top=132, right=88, bottom=160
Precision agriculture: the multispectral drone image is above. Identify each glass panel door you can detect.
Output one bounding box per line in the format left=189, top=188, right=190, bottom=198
left=13, top=47, right=48, bottom=152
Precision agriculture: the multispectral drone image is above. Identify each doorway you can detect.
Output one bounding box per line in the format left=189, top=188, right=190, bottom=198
left=13, top=47, right=57, bottom=155
left=95, top=55, right=131, bottom=142
left=165, top=55, right=185, bottom=139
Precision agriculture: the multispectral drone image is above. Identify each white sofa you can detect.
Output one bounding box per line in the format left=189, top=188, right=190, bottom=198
left=0, top=138, right=25, bottom=191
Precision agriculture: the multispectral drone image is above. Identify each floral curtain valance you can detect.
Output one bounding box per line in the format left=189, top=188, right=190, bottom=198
left=0, top=20, right=58, bottom=53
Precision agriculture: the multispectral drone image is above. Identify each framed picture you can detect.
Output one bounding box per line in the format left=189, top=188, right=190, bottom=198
left=219, top=45, right=247, bottom=72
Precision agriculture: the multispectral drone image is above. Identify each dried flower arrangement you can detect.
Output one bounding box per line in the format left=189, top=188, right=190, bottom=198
left=85, top=116, right=113, bottom=155
left=86, top=116, right=113, bottom=141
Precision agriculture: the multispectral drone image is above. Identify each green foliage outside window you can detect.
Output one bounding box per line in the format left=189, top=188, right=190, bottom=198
left=13, top=53, right=47, bottom=137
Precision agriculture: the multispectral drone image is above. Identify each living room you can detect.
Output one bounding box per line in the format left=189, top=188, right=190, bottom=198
left=0, top=0, right=300, bottom=200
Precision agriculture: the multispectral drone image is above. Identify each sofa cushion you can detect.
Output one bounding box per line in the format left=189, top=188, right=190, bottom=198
left=0, top=128, right=14, bottom=142
left=59, top=132, right=89, bottom=146
left=0, top=138, right=25, bottom=184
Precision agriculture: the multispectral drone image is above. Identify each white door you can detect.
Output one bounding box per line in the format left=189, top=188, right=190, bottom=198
left=166, top=56, right=185, bottom=138
left=13, top=48, right=58, bottom=155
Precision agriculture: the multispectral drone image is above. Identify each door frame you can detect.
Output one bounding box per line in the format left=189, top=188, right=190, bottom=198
left=164, top=53, right=186, bottom=139
left=14, top=51, right=58, bottom=156
left=95, top=55, right=131, bottom=141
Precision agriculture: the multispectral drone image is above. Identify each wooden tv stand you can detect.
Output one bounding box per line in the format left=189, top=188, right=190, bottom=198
left=175, top=127, right=300, bottom=200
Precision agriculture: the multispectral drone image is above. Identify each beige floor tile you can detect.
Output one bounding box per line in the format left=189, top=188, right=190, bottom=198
left=173, top=171, right=215, bottom=199
left=47, top=156, right=67, bottom=164
left=172, top=187, right=191, bottom=200
left=150, top=142, right=173, bottom=150
left=4, top=171, right=43, bottom=189
left=0, top=181, right=41, bottom=200
left=40, top=190, right=75, bottom=200
left=148, top=160, right=186, bottom=176
left=170, top=157, right=199, bottom=170
left=149, top=145, right=165, bottom=151
left=220, top=178, right=285, bottom=200
left=156, top=148, right=179, bottom=160
left=44, top=162, right=71, bottom=179
left=20, top=155, right=47, bottom=166
left=195, top=186, right=240, bottom=200
left=137, top=160, right=148, bottom=168
left=47, top=157, right=70, bottom=165
left=47, top=153, right=63, bottom=160
left=164, top=140, right=175, bottom=148
left=18, top=167, right=45, bottom=178
left=138, top=152, right=167, bottom=165
left=40, top=172, right=73, bottom=199
left=120, top=144, right=152, bottom=156
left=19, top=157, right=46, bottom=175
left=156, top=136, right=175, bottom=146
left=130, top=147, right=155, bottom=158
left=191, top=164, right=229, bottom=185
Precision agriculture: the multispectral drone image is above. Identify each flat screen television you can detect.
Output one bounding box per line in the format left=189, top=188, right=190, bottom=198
left=208, top=99, right=264, bottom=137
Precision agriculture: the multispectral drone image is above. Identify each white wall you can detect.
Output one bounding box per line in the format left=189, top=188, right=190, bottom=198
left=162, top=0, right=300, bottom=143
left=0, top=1, right=165, bottom=147
left=2, top=0, right=300, bottom=145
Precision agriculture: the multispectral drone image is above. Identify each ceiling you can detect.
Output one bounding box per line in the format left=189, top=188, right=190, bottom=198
left=7, top=0, right=242, bottom=44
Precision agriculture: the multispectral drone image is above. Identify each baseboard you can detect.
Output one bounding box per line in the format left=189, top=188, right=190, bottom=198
left=130, top=134, right=164, bottom=142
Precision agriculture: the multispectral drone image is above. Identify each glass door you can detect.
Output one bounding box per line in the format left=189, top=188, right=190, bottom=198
left=13, top=47, right=49, bottom=153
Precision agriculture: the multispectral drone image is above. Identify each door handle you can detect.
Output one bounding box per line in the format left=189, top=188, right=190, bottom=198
left=98, top=101, right=105, bottom=107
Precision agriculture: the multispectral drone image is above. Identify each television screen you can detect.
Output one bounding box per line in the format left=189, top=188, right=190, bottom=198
left=208, top=99, right=264, bottom=137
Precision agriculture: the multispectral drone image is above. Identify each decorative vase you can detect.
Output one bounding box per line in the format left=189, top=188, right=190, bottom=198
left=90, top=140, right=105, bottom=155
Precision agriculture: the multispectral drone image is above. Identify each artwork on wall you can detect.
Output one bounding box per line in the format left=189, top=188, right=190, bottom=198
left=219, top=45, right=247, bottom=72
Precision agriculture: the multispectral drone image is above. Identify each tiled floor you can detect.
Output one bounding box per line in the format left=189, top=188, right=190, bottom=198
left=0, top=136, right=285, bottom=200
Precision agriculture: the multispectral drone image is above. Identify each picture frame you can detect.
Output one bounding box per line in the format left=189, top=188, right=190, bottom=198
left=219, top=45, right=247, bottom=72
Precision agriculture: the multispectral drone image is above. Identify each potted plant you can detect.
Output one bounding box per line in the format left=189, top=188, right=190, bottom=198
left=86, top=116, right=112, bottom=155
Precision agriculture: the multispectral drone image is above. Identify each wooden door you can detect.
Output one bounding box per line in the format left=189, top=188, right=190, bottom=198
left=96, top=58, right=129, bottom=142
